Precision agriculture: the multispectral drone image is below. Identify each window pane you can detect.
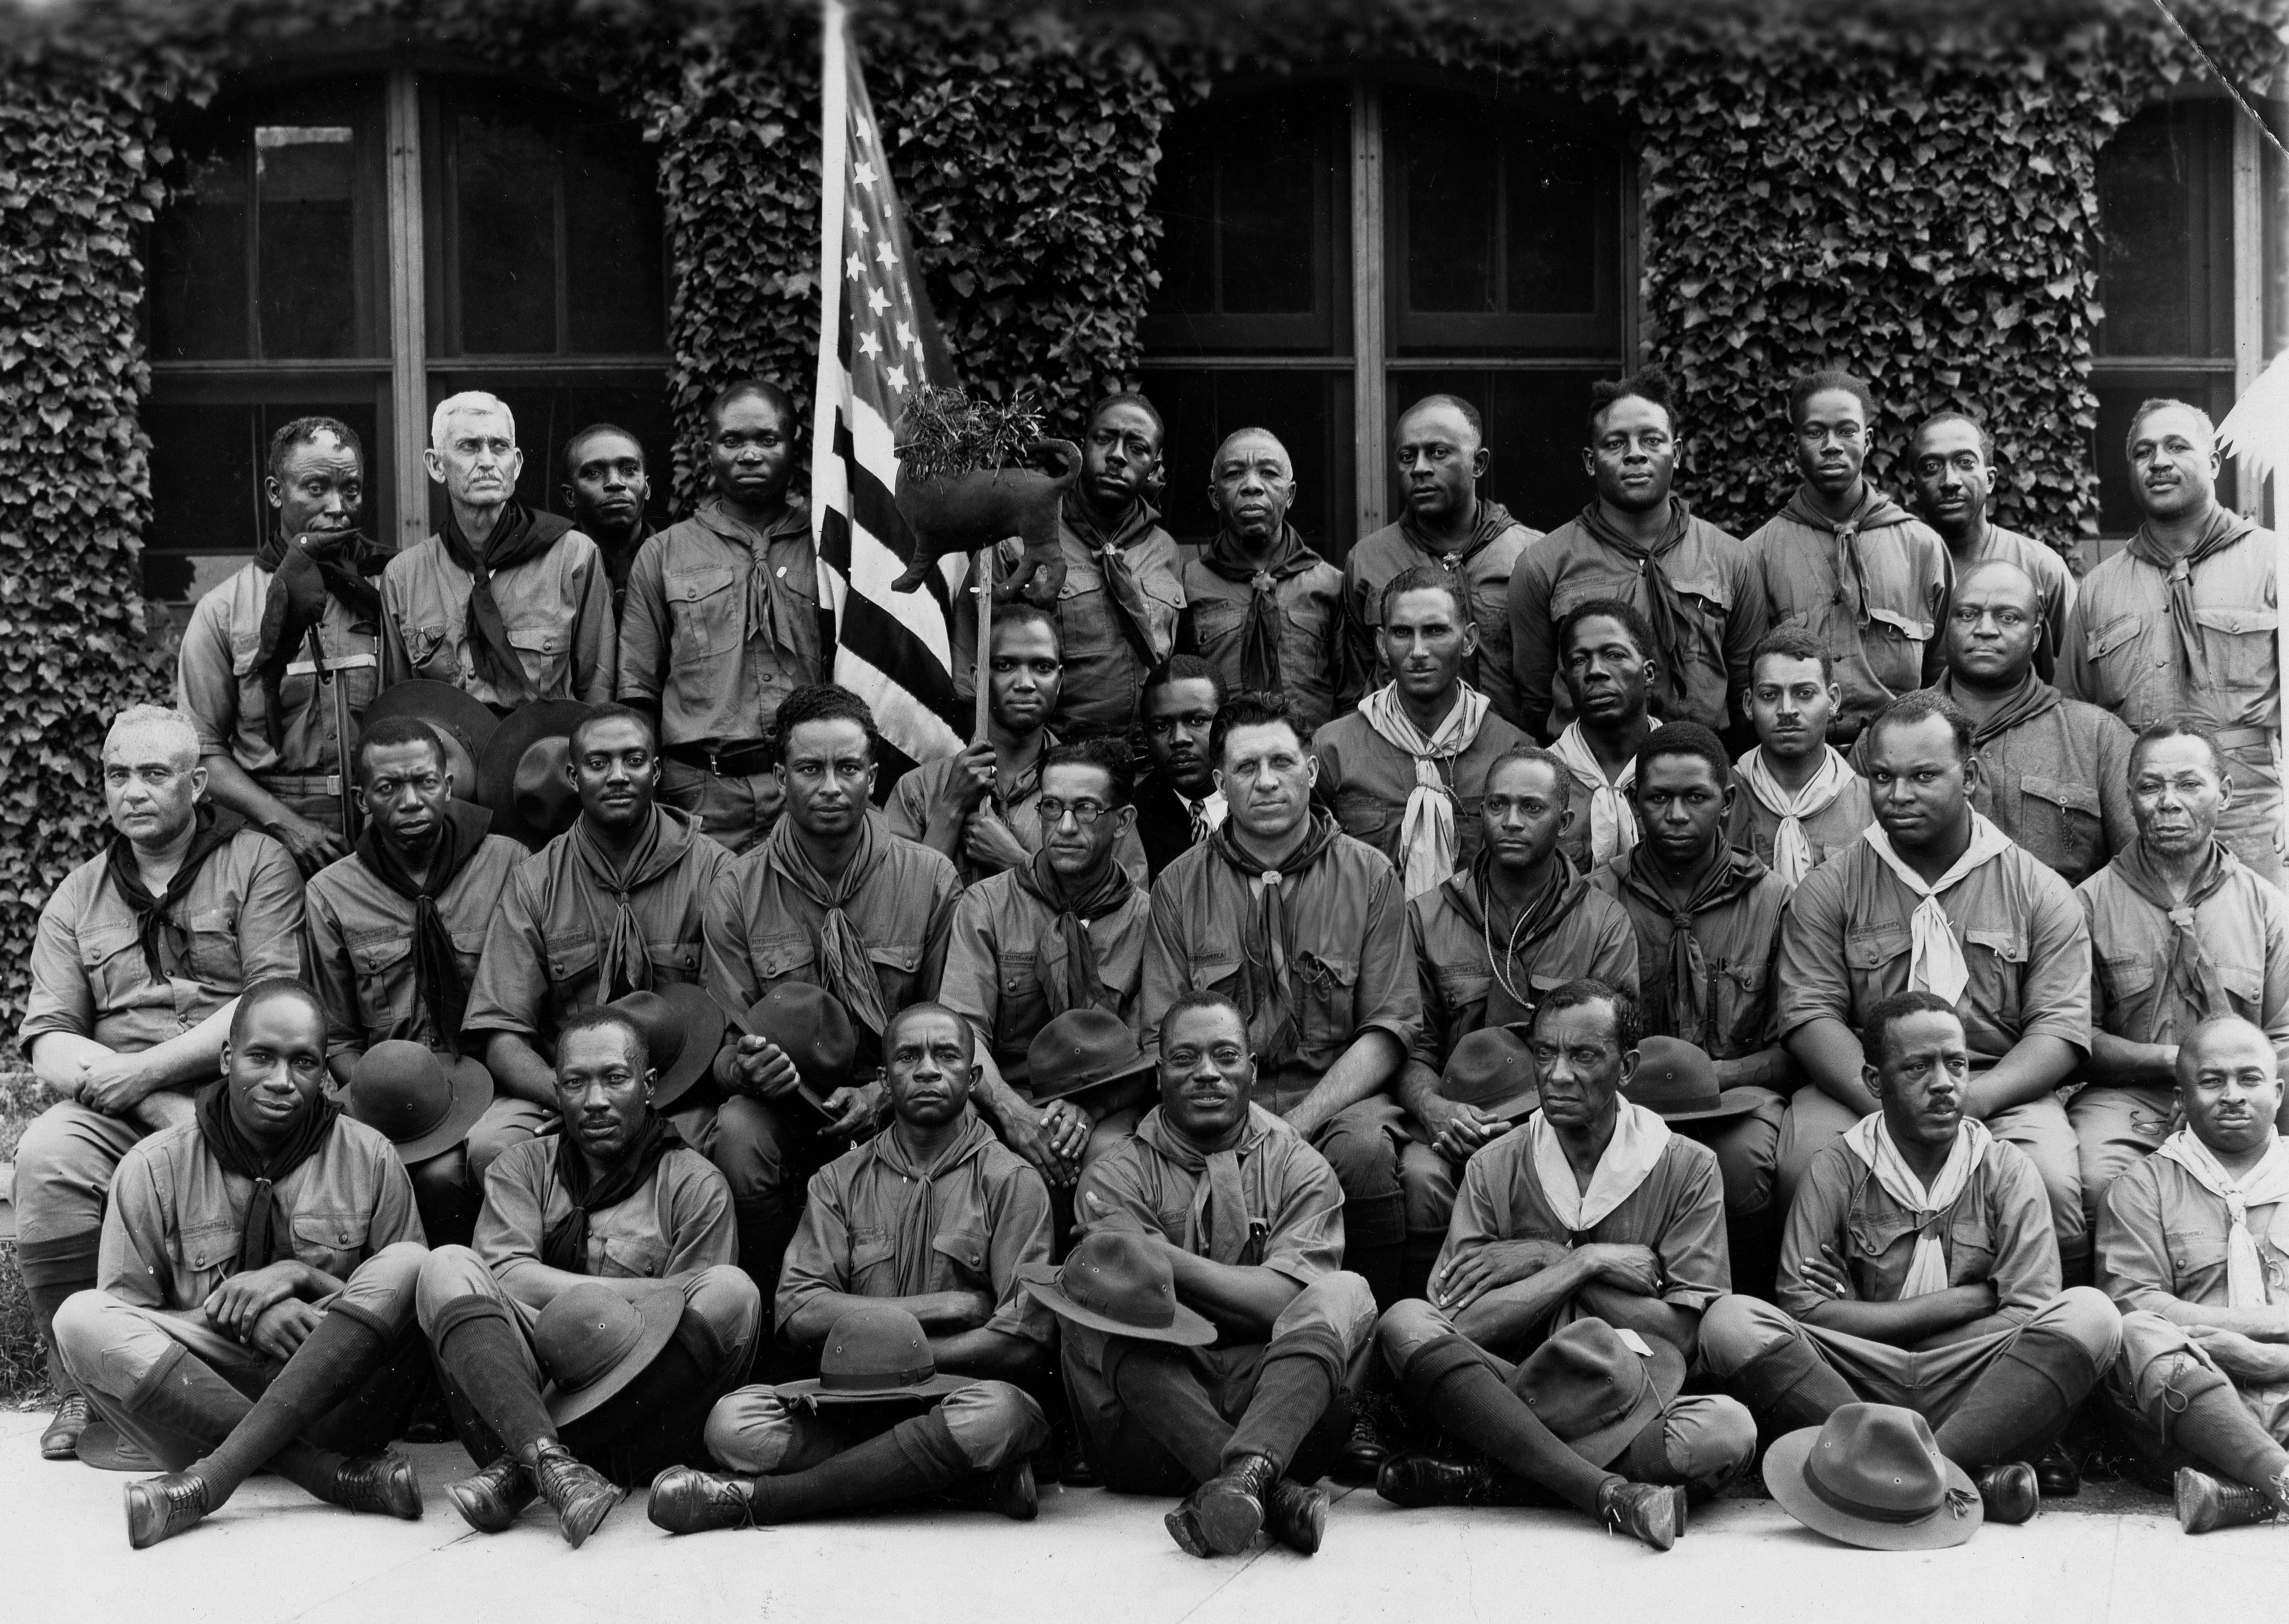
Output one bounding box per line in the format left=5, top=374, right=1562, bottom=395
left=1138, top=368, right=1350, bottom=553
left=453, top=102, right=558, bottom=354
left=1506, top=148, right=1597, bottom=313
left=145, top=398, right=382, bottom=601
left=2095, top=104, right=2225, bottom=358
left=424, top=374, right=674, bottom=530
left=564, top=121, right=666, bottom=354
left=1388, top=368, right=1614, bottom=534
left=1402, top=111, right=1498, bottom=313
left=255, top=124, right=359, bottom=358
left=150, top=146, right=250, bottom=361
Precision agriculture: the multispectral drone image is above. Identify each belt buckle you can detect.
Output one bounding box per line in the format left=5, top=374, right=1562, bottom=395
left=326, top=774, right=342, bottom=796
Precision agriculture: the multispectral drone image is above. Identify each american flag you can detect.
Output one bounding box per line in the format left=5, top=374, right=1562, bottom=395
left=810, top=0, right=966, bottom=782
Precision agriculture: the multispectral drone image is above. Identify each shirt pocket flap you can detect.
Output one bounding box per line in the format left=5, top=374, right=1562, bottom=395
left=930, top=1226, right=990, bottom=1276
left=1864, top=605, right=1934, bottom=642
left=506, top=623, right=568, bottom=657
left=1845, top=1208, right=1918, bottom=1258
left=1528, top=968, right=1574, bottom=994
left=648, top=941, right=703, bottom=979
left=348, top=927, right=414, bottom=977
left=292, top=1211, right=370, bottom=1252
left=2171, top=1228, right=2232, bottom=1275
left=867, top=941, right=922, bottom=975
left=999, top=948, right=1039, bottom=994
left=451, top=925, right=490, bottom=960
left=1720, top=959, right=1770, bottom=992
left=668, top=564, right=739, bottom=605
left=1964, top=927, right=2029, bottom=964
left=1297, top=952, right=1359, bottom=992
left=849, top=1228, right=898, bottom=1273
left=2191, top=606, right=2280, bottom=637
left=754, top=938, right=818, bottom=981
left=1189, top=954, right=1243, bottom=989
left=2221, top=963, right=2265, bottom=1005
left=2018, top=775, right=2100, bottom=816
left=1945, top=1211, right=1996, bottom=1267
left=77, top=920, right=142, bottom=974
left=2099, top=953, right=2157, bottom=996
left=230, top=628, right=263, bottom=679
left=1843, top=926, right=1911, bottom=971
left=598, top=1233, right=668, bottom=1279
left=182, top=1221, right=241, bottom=1273
left=2086, top=613, right=2142, bottom=660
left=1333, top=789, right=1391, bottom=836
left=545, top=933, right=600, bottom=984
left=1434, top=963, right=1490, bottom=1010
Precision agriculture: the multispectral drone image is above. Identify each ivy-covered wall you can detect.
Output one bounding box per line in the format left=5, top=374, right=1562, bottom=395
left=0, top=0, right=2282, bottom=1024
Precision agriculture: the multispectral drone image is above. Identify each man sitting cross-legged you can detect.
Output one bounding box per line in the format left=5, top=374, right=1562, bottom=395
left=1700, top=993, right=2124, bottom=1525
left=54, top=980, right=430, bottom=1548
left=2099, top=1015, right=2289, bottom=1533
left=415, top=1006, right=762, bottom=1548
left=1371, top=978, right=1755, bottom=1550
left=648, top=1004, right=1053, bottom=1531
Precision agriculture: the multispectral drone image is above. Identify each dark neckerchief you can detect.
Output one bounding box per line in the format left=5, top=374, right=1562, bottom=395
left=1614, top=843, right=1769, bottom=1048
left=105, top=805, right=246, bottom=984
left=1398, top=499, right=1519, bottom=573
left=196, top=1081, right=341, bottom=1276
left=1012, top=846, right=1139, bottom=1017
left=2123, top=505, right=2261, bottom=689
left=1576, top=497, right=1698, bottom=711
left=1063, top=490, right=1166, bottom=664
left=353, top=799, right=494, bottom=1053
left=438, top=499, right=574, bottom=705
left=2108, top=836, right=2240, bottom=1041
left=1206, top=812, right=1341, bottom=1067
left=1197, top=523, right=1321, bottom=693
left=1780, top=484, right=1915, bottom=630
left=252, top=527, right=391, bottom=751
left=1934, top=668, right=2063, bottom=750
left=542, top=1113, right=685, bottom=1274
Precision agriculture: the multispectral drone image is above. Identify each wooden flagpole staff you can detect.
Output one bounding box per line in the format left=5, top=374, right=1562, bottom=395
left=973, top=542, right=993, bottom=742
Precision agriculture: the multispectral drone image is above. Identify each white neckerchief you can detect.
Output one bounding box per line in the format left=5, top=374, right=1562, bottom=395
left=1552, top=719, right=1661, bottom=869
left=1843, top=1113, right=1993, bottom=1298
left=2156, top=1129, right=2289, bottom=1307
left=1735, top=744, right=1855, bottom=886
left=1528, top=1098, right=1673, bottom=1233
left=1858, top=813, right=2015, bottom=1004
left=1357, top=681, right=1491, bottom=900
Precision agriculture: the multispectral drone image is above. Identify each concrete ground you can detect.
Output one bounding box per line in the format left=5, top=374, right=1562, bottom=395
left=8, top=1405, right=2287, bottom=1624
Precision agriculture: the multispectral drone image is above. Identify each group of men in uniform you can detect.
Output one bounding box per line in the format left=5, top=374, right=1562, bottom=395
left=12, top=366, right=2289, bottom=1556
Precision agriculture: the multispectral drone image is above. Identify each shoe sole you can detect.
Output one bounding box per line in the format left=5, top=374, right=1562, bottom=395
left=994, top=1462, right=1039, bottom=1522
left=1193, top=1484, right=1265, bottom=1555
left=123, top=1482, right=199, bottom=1551
left=2174, top=1468, right=2216, bottom=1536
left=558, top=1487, right=622, bottom=1549
left=447, top=1481, right=527, bottom=1535
left=1164, top=1505, right=1213, bottom=1558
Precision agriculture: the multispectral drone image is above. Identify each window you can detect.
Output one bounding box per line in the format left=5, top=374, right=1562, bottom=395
left=1142, top=75, right=1632, bottom=554
left=143, top=70, right=670, bottom=604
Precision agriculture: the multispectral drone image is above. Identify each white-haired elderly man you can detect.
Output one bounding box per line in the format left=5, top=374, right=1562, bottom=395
left=381, top=391, right=616, bottom=711
left=13, top=704, right=306, bottom=1462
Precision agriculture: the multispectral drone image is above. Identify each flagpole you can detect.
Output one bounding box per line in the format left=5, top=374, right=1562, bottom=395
left=973, top=547, right=993, bottom=741
left=812, top=0, right=847, bottom=640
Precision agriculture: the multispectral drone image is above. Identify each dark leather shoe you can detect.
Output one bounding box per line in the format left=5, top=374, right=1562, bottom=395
left=1597, top=1479, right=1682, bottom=1552
left=1377, top=1452, right=1496, bottom=1509
left=331, top=1451, right=423, bottom=1520
left=1975, top=1462, right=2040, bottom=1526
left=124, top=1469, right=212, bottom=1550
left=646, top=1466, right=754, bottom=1536
left=42, top=1393, right=91, bottom=1462
left=1264, top=1476, right=1328, bottom=1556
left=1059, top=1431, right=1101, bottom=1488
left=961, top=1459, right=1037, bottom=1522
left=1333, top=1408, right=1390, bottom=1486
left=1164, top=1489, right=1213, bottom=1558
left=1192, top=1452, right=1277, bottom=1554
left=448, top=1455, right=537, bottom=1534
left=2035, top=1444, right=2081, bottom=1498
left=2175, top=1466, right=2285, bottom=1534
left=528, top=1442, right=621, bottom=1549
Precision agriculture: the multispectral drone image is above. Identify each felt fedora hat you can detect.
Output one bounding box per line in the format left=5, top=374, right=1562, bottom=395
left=479, top=698, right=593, bottom=850
left=1508, top=1316, right=1685, bottom=1467
left=1441, top=1024, right=1540, bottom=1122
left=777, top=1303, right=971, bottom=1405
left=1764, top=1403, right=1983, bottom=1551
left=607, top=983, right=727, bottom=1112
left=1026, top=1007, right=1156, bottom=1104
left=359, top=680, right=500, bottom=805
left=345, top=1040, right=494, bottom=1163
left=1627, top=1035, right=1769, bottom=1123
left=738, top=983, right=859, bottom=1112
left=74, top=1419, right=160, bottom=1472
left=535, top=1279, right=685, bottom=1426
left=1017, top=1230, right=1215, bottom=1347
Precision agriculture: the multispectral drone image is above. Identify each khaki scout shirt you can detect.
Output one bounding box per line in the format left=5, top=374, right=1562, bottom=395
left=2099, top=1146, right=2289, bottom=1317
left=1309, top=708, right=1533, bottom=879
left=20, top=829, right=305, bottom=1056
left=939, top=869, right=1151, bottom=1095
left=1780, top=1132, right=2058, bottom=1324
left=1508, top=510, right=1765, bottom=739
left=1436, top=1128, right=1732, bottom=1314
left=884, top=745, right=1149, bottom=889
left=2078, top=853, right=2289, bottom=1055
left=1775, top=835, right=2092, bottom=1069
left=176, top=559, right=380, bottom=782
left=462, top=809, right=729, bottom=1048
left=1346, top=513, right=1539, bottom=728
left=381, top=530, right=616, bottom=708
left=1140, top=832, right=1421, bottom=1115
left=1588, top=849, right=1790, bottom=1061
left=776, top=1111, right=1054, bottom=1346
left=476, top=1135, right=735, bottom=1297
left=617, top=499, right=821, bottom=748
left=1407, top=867, right=1638, bottom=1075
left=1179, top=555, right=1353, bottom=738
left=302, top=832, right=529, bottom=1059
left=1957, top=525, right=2078, bottom=683
left=100, top=1113, right=422, bottom=1311
left=1725, top=768, right=1874, bottom=875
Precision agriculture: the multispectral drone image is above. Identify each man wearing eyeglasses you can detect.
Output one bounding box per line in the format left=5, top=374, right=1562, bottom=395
left=889, top=604, right=1145, bottom=887
left=1857, top=559, right=2132, bottom=889
left=15, top=705, right=304, bottom=1462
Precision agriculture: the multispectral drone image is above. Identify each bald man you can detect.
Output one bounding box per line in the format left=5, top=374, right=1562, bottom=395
left=1907, top=412, right=2075, bottom=682
left=1178, top=428, right=1355, bottom=737
left=1858, top=559, right=2132, bottom=889
left=1345, top=395, right=1539, bottom=730
left=2061, top=398, right=2283, bottom=890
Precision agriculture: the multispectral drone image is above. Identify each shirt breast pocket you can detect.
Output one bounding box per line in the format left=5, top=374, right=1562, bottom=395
left=1712, top=959, right=1773, bottom=1057
left=1843, top=1208, right=1917, bottom=1279
left=544, top=933, right=601, bottom=1005
left=79, top=919, right=149, bottom=1010
left=647, top=940, right=702, bottom=987
left=2017, top=774, right=2104, bottom=880
left=1187, top=951, right=1245, bottom=1001
left=185, top=903, right=242, bottom=987
left=2083, top=613, right=2144, bottom=708
left=868, top=941, right=923, bottom=1005
left=1863, top=606, right=1934, bottom=693
left=348, top=927, right=415, bottom=1036
left=1332, top=788, right=1392, bottom=840
left=399, top=622, right=452, bottom=678
left=181, top=1219, right=241, bottom=1280
left=1841, top=924, right=1911, bottom=1014
left=2192, top=605, right=2279, bottom=692
left=2220, top=962, right=2266, bottom=1020
left=1962, top=926, right=2030, bottom=1030
left=291, top=1210, right=371, bottom=1279
left=1295, top=950, right=1360, bottom=1066
left=930, top=1226, right=991, bottom=1287
left=1189, top=596, right=1246, bottom=645
left=666, top=563, right=741, bottom=658
left=597, top=1232, right=668, bottom=1280
left=506, top=622, right=571, bottom=693
left=1945, top=1212, right=1995, bottom=1287
left=849, top=1226, right=898, bottom=1285
left=752, top=935, right=817, bottom=989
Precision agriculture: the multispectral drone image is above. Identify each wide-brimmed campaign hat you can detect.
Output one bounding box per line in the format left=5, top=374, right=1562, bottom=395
left=535, top=1279, right=685, bottom=1426
left=479, top=698, right=593, bottom=850
left=1627, top=1035, right=1767, bottom=1123
left=734, top=983, right=858, bottom=1115
left=1441, top=1024, right=1540, bottom=1122
left=1026, top=1008, right=1156, bottom=1104
left=360, top=680, right=500, bottom=805
left=1508, top=1317, right=1684, bottom=1467
left=74, top=1420, right=160, bottom=1472
left=607, top=983, right=727, bottom=1112
left=776, top=1304, right=970, bottom=1405
left=1765, top=1403, right=1984, bottom=1551
left=1017, top=1230, right=1215, bottom=1347
left=345, top=1040, right=494, bottom=1163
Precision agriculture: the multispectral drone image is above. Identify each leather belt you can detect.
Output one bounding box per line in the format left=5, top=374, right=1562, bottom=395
left=2213, top=726, right=2274, bottom=752
left=665, top=739, right=774, bottom=777
left=256, top=771, right=343, bottom=797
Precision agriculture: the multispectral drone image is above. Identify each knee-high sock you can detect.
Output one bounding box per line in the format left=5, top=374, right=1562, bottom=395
left=1345, top=1192, right=1407, bottom=1313
left=190, top=1307, right=396, bottom=1506
left=131, top=1344, right=354, bottom=1503
left=18, top=1232, right=100, bottom=1394
left=429, top=1296, right=555, bottom=1461
left=1732, top=1334, right=1858, bottom=1432
left=2169, top=1379, right=2289, bottom=1490
left=732, top=1199, right=801, bottom=1307
left=1933, top=1338, right=2098, bottom=1469
left=1108, top=1342, right=1233, bottom=1483
left=1227, top=1339, right=1341, bottom=1475
left=745, top=1408, right=973, bottom=1524
left=1399, top=1334, right=1615, bottom=1517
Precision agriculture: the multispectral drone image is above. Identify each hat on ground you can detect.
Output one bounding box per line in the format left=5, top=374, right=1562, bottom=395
left=1441, top=1024, right=1540, bottom=1122
left=345, top=1041, right=494, bottom=1163
left=1764, top=1403, right=1984, bottom=1551
left=736, top=983, right=858, bottom=1114
left=607, top=983, right=728, bottom=1112
left=479, top=698, right=593, bottom=850
left=534, top=1279, right=685, bottom=1426
left=359, top=680, right=500, bottom=806
left=1026, top=1007, right=1156, bottom=1104
left=1628, top=1035, right=1768, bottom=1123
left=74, top=1420, right=159, bottom=1472
left=1017, top=1229, right=1216, bottom=1347
left=777, top=1303, right=971, bottom=1405
left=1508, top=1316, right=1685, bottom=1467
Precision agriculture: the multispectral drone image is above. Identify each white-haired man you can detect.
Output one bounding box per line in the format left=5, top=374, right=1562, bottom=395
left=13, top=705, right=305, bottom=1461
left=382, top=391, right=615, bottom=710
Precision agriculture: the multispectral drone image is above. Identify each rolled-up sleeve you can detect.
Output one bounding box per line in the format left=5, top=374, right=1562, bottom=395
left=1983, top=1146, right=2063, bottom=1323
left=1353, top=863, right=1421, bottom=1056
left=1259, top=1146, right=1346, bottom=1287
left=1653, top=1143, right=1732, bottom=1309
left=1775, top=860, right=1853, bottom=1038
left=20, top=885, right=96, bottom=1048
left=2019, top=869, right=2093, bottom=1054
left=96, top=1149, right=172, bottom=1308
left=176, top=593, right=240, bottom=759
left=773, top=1166, right=853, bottom=1333
left=2094, top=1161, right=2175, bottom=1318
left=238, top=836, right=308, bottom=983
